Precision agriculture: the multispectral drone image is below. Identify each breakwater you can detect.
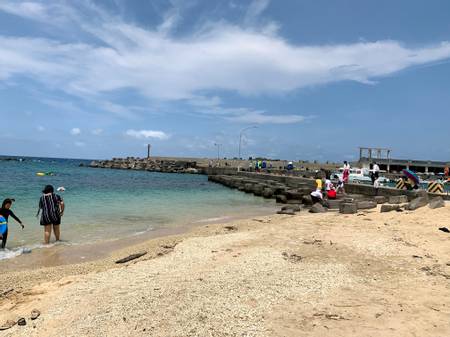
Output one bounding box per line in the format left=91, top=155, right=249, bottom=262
left=208, top=172, right=449, bottom=214
left=89, top=158, right=199, bottom=174
left=207, top=173, right=378, bottom=213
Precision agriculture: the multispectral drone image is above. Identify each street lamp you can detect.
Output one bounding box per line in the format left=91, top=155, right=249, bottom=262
left=214, top=143, right=222, bottom=161
left=238, top=126, right=258, bottom=159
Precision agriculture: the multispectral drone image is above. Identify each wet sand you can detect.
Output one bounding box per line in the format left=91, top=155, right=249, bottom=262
left=1, top=205, right=450, bottom=336
left=0, top=208, right=277, bottom=271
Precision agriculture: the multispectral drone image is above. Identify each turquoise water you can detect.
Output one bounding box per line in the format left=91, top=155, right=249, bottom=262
left=0, top=157, right=274, bottom=259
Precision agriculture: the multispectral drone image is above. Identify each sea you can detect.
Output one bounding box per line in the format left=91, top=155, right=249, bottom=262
left=0, top=156, right=275, bottom=260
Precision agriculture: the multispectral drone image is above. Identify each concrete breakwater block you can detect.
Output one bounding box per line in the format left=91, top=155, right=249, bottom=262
left=273, top=187, right=288, bottom=195
left=389, top=195, right=408, bottom=204
left=262, top=188, right=274, bottom=198
left=309, top=203, right=327, bottom=213
left=243, top=183, right=255, bottom=193
left=252, top=184, right=265, bottom=196
left=282, top=204, right=301, bottom=211
left=429, top=197, right=445, bottom=209
left=297, top=188, right=313, bottom=195
left=357, top=201, right=377, bottom=210
left=276, top=195, right=288, bottom=204
left=284, top=190, right=303, bottom=200
left=406, top=197, right=429, bottom=210
left=339, top=203, right=358, bottom=214
left=380, top=204, right=401, bottom=212
left=407, top=189, right=428, bottom=201
left=302, top=195, right=313, bottom=206
left=327, top=199, right=342, bottom=210
left=374, top=196, right=387, bottom=204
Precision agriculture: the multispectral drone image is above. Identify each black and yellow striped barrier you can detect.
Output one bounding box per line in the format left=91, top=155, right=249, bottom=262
left=427, top=181, right=444, bottom=194
left=396, top=179, right=405, bottom=189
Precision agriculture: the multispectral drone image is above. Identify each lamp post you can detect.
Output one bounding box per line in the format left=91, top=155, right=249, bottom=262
left=238, top=126, right=258, bottom=160
left=214, top=143, right=222, bottom=161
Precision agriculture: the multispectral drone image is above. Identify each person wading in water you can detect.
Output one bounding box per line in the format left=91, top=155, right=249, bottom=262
left=0, top=198, right=24, bottom=249
left=37, top=185, right=65, bottom=244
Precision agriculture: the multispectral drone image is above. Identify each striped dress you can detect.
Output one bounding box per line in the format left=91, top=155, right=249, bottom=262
left=39, top=193, right=63, bottom=226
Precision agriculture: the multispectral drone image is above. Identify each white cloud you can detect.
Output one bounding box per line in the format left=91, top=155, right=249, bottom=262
left=0, top=1, right=48, bottom=21
left=190, top=101, right=307, bottom=124
left=227, top=110, right=306, bottom=124
left=0, top=1, right=450, bottom=124
left=92, top=128, right=103, bottom=135
left=36, top=125, right=45, bottom=132
left=70, top=127, right=81, bottom=135
left=125, top=129, right=170, bottom=140
left=74, top=141, right=85, bottom=147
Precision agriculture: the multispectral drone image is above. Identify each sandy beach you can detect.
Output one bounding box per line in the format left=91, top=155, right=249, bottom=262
left=1, top=205, right=450, bottom=336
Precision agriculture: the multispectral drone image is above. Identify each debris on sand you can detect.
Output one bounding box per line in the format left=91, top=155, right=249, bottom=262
left=224, top=225, right=237, bottom=231
left=303, top=239, right=323, bottom=245
left=0, top=288, right=14, bottom=298
left=115, top=252, right=147, bottom=264
left=313, top=313, right=349, bottom=320
left=282, top=252, right=303, bottom=263
left=31, top=309, right=41, bottom=320
left=0, top=320, right=16, bottom=330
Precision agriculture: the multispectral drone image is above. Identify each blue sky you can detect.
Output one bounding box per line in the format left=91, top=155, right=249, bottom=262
left=1, top=0, right=450, bottom=161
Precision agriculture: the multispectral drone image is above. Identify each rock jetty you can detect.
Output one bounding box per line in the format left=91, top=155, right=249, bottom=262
left=207, top=173, right=447, bottom=214
left=208, top=174, right=375, bottom=214
left=89, top=157, right=199, bottom=174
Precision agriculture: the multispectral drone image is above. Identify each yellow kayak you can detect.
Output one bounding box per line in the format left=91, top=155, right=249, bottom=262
left=36, top=172, right=54, bottom=176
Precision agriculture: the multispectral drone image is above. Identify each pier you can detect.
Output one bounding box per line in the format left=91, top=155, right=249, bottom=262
left=358, top=147, right=449, bottom=174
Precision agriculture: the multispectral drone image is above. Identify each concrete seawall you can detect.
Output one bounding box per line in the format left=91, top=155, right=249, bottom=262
left=207, top=170, right=450, bottom=201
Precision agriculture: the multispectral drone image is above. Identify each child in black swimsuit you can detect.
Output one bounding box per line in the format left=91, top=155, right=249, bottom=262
left=0, top=198, right=24, bottom=249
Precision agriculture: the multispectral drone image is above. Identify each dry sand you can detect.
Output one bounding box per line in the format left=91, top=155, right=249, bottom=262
left=1, top=205, right=450, bottom=336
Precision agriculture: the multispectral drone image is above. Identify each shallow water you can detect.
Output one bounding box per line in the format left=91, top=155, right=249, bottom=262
left=0, top=157, right=275, bottom=259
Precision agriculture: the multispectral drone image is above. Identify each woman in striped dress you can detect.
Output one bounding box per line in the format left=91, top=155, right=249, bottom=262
left=37, top=185, right=65, bottom=244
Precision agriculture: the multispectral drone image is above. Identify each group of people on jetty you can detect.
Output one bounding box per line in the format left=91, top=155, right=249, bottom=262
left=309, top=161, right=348, bottom=205
left=309, top=161, right=384, bottom=205
left=0, top=185, right=64, bottom=249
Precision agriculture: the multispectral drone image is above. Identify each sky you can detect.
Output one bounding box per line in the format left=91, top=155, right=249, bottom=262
left=0, top=0, right=450, bottom=161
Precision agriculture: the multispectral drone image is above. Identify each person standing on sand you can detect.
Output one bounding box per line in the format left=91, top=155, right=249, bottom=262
left=0, top=198, right=24, bottom=249
left=37, top=185, right=65, bottom=244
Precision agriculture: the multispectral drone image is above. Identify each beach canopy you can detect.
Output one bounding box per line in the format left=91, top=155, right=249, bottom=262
left=402, top=169, right=419, bottom=184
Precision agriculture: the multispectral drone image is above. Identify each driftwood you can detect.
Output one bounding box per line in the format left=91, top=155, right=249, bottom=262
left=115, top=252, right=147, bottom=264
left=0, top=288, right=14, bottom=297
